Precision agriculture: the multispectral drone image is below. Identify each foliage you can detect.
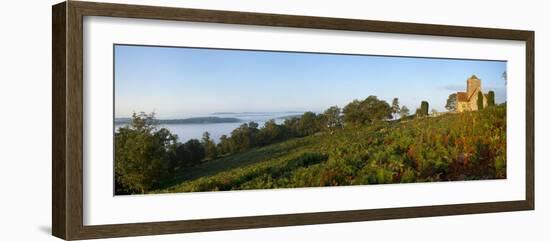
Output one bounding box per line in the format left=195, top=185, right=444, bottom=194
left=420, top=101, right=429, bottom=117
left=156, top=105, right=506, bottom=193
left=487, top=91, right=495, bottom=106
left=216, top=111, right=324, bottom=157
left=202, top=132, right=218, bottom=160
left=217, top=135, right=231, bottom=154
left=116, top=95, right=506, bottom=194
left=228, top=122, right=261, bottom=152
left=445, top=93, right=457, bottom=112
left=477, top=92, right=484, bottom=110
left=391, top=98, right=400, bottom=119
left=399, top=105, right=410, bottom=119
left=294, top=112, right=324, bottom=136
left=343, top=96, right=392, bottom=125
left=258, top=119, right=287, bottom=145
left=174, top=139, right=205, bottom=168
left=322, top=106, right=343, bottom=133
left=115, top=112, right=177, bottom=194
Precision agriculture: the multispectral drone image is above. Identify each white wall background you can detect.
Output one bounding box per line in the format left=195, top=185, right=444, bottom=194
left=0, top=0, right=547, bottom=240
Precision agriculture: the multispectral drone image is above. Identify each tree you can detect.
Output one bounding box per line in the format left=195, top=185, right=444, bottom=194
left=399, top=105, right=410, bottom=119
left=175, top=139, right=205, bottom=167
left=477, top=92, right=484, bottom=110
left=201, top=131, right=218, bottom=160
left=217, top=134, right=232, bottom=155
left=391, top=98, right=400, bottom=119
left=323, top=106, right=342, bottom=133
left=115, top=112, right=177, bottom=194
left=487, top=91, right=495, bottom=106
left=343, top=96, right=392, bottom=125
left=259, top=119, right=286, bottom=145
left=283, top=117, right=300, bottom=138
left=445, top=93, right=457, bottom=112
left=420, top=101, right=429, bottom=117
left=229, top=122, right=260, bottom=152
left=296, top=112, right=323, bottom=136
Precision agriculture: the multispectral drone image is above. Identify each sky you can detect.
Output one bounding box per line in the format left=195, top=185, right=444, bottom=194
left=114, top=44, right=507, bottom=118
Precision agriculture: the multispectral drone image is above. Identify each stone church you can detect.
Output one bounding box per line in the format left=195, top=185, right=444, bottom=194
left=456, top=75, right=488, bottom=112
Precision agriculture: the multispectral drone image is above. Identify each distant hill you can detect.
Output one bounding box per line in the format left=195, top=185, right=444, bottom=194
left=277, top=114, right=302, bottom=120
left=211, top=111, right=306, bottom=115
left=114, top=118, right=132, bottom=124
left=210, top=112, right=237, bottom=115
left=115, top=116, right=241, bottom=125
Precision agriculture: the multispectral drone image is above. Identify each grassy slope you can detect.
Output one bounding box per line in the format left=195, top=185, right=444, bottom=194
left=155, top=105, right=506, bottom=193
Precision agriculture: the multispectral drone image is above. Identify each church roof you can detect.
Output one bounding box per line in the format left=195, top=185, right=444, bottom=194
left=457, top=92, right=468, bottom=102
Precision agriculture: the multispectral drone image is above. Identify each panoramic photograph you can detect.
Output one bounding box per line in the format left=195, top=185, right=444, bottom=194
left=114, top=44, right=507, bottom=195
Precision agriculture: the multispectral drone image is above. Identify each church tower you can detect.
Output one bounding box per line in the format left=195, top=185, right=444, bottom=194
left=467, top=75, right=481, bottom=97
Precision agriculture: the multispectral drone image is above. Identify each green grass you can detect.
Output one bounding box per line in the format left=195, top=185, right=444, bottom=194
left=154, top=105, right=506, bottom=193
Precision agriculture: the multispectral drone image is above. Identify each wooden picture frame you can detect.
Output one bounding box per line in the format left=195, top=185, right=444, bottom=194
left=52, top=1, right=534, bottom=240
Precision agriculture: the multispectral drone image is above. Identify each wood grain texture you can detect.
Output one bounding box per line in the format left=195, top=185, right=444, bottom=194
left=74, top=201, right=530, bottom=240
left=71, top=1, right=533, bottom=40
left=66, top=2, right=85, bottom=240
left=52, top=2, right=67, bottom=239
left=51, top=1, right=535, bottom=240
left=525, top=32, right=535, bottom=209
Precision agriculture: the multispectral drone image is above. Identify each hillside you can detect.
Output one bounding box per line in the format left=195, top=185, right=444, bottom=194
left=155, top=105, right=506, bottom=193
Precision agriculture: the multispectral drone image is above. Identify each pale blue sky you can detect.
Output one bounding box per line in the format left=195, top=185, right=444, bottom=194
left=114, top=44, right=507, bottom=118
